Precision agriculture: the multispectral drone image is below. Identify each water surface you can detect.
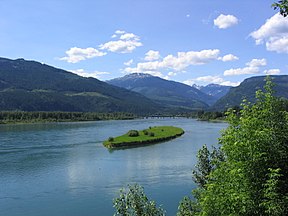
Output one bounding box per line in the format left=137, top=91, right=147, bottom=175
left=0, top=118, right=227, bottom=216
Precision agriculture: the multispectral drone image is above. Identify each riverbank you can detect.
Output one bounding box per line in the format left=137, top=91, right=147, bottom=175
left=0, top=111, right=137, bottom=124
left=103, top=126, right=184, bottom=149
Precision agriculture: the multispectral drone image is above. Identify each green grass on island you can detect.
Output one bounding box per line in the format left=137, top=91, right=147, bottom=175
left=103, top=126, right=185, bottom=149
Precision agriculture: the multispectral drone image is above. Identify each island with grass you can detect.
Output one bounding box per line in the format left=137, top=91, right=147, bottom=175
left=103, top=126, right=185, bottom=149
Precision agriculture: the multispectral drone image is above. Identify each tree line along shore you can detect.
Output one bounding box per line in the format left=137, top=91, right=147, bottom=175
left=0, top=111, right=137, bottom=124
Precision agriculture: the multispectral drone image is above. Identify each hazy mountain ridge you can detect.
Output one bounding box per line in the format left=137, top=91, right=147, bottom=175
left=108, top=73, right=216, bottom=111
left=199, top=84, right=231, bottom=100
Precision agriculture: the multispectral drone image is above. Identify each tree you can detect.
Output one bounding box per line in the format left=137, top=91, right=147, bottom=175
left=273, top=0, right=288, bottom=17
left=179, top=77, right=288, bottom=215
left=191, top=145, right=224, bottom=188
left=113, top=184, right=166, bottom=216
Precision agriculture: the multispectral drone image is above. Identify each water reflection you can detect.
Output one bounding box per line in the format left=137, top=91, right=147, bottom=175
left=0, top=118, right=227, bottom=216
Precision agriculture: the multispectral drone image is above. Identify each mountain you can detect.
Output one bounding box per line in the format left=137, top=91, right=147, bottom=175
left=212, top=75, right=288, bottom=110
left=107, top=73, right=215, bottom=111
left=200, top=84, right=231, bottom=100
left=0, top=57, right=160, bottom=114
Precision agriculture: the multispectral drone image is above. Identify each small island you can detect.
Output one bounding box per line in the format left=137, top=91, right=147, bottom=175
left=103, top=126, right=185, bottom=149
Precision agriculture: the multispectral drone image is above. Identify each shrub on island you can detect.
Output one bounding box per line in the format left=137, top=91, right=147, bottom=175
left=127, top=130, right=139, bottom=137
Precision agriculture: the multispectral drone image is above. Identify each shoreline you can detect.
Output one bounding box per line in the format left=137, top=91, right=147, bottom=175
left=103, top=126, right=185, bottom=149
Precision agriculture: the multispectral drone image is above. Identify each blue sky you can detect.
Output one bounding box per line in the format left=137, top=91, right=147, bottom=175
left=1, top=0, right=287, bottom=86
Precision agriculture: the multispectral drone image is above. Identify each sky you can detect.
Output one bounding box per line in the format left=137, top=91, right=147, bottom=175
left=0, top=0, right=288, bottom=86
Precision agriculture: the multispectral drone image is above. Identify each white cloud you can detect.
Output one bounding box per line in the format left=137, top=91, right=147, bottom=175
left=99, top=40, right=142, bottom=53
left=214, top=14, right=239, bottom=29
left=60, top=47, right=106, bottom=63
left=168, top=72, right=177, bottom=77
left=266, top=37, right=288, bottom=53
left=115, top=30, right=126, bottom=35
left=184, top=75, right=240, bottom=87
left=224, top=58, right=267, bottom=76
left=120, top=33, right=140, bottom=40
left=221, top=80, right=241, bottom=86
left=70, top=69, right=110, bottom=79
left=246, top=58, right=267, bottom=67
left=218, top=54, right=239, bottom=62
left=195, top=75, right=225, bottom=83
left=124, top=59, right=133, bottom=66
left=264, top=69, right=281, bottom=75
left=144, top=50, right=161, bottom=61
left=250, top=13, right=288, bottom=53
left=224, top=67, right=260, bottom=76
left=125, top=61, right=162, bottom=73
left=161, top=49, right=220, bottom=71
left=124, top=49, right=220, bottom=74
left=100, top=31, right=142, bottom=53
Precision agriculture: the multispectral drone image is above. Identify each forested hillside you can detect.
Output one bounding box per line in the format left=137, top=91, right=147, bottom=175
left=0, top=58, right=159, bottom=114
left=212, top=75, right=288, bottom=110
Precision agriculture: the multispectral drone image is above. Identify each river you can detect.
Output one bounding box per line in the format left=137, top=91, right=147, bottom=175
left=0, top=118, right=227, bottom=216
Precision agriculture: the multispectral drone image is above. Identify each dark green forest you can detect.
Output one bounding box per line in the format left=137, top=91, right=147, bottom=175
left=0, top=111, right=136, bottom=124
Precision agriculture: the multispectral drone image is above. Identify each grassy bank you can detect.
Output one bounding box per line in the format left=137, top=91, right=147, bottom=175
left=103, top=126, right=184, bottom=149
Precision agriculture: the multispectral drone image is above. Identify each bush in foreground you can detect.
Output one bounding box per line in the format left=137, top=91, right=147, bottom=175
left=113, top=184, right=165, bottom=216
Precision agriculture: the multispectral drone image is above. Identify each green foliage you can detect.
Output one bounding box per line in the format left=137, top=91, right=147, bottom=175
left=103, top=126, right=184, bottom=149
left=177, top=196, right=195, bottom=216
left=148, top=132, right=155, bottom=137
left=197, top=111, right=225, bottom=121
left=108, top=137, right=114, bottom=142
left=273, top=0, right=288, bottom=17
left=260, top=168, right=286, bottom=216
left=0, top=111, right=137, bottom=124
left=113, top=184, right=165, bottom=216
left=188, top=77, right=288, bottom=215
left=128, top=130, right=140, bottom=137
left=192, top=145, right=224, bottom=188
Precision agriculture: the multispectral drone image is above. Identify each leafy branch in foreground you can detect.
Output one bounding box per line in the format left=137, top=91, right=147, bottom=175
left=273, top=0, right=288, bottom=17
left=113, top=184, right=165, bottom=216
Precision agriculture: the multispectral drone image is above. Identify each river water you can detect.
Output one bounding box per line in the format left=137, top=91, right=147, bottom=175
left=0, top=118, right=227, bottom=216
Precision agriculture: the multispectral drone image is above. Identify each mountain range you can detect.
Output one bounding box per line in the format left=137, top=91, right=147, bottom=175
left=108, top=73, right=219, bottom=111
left=199, top=84, right=231, bottom=100
left=1, top=57, right=288, bottom=114
left=0, top=57, right=159, bottom=114
left=212, top=75, right=288, bottom=110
